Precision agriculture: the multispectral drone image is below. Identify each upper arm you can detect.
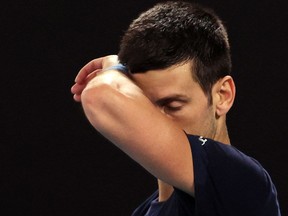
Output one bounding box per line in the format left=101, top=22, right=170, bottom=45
left=81, top=71, right=194, bottom=195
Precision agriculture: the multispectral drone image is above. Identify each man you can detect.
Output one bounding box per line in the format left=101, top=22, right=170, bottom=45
left=71, top=1, right=281, bottom=215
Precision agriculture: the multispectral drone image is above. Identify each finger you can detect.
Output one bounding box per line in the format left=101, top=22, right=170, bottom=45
left=71, top=69, right=101, bottom=99
left=75, top=55, right=119, bottom=84
left=73, top=93, right=82, bottom=102
left=75, top=57, right=105, bottom=84
left=72, top=68, right=100, bottom=92
left=71, top=83, right=86, bottom=95
left=102, top=55, right=119, bottom=68
left=85, top=69, right=101, bottom=83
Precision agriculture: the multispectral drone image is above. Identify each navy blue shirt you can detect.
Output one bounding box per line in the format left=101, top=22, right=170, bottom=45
left=132, top=135, right=281, bottom=216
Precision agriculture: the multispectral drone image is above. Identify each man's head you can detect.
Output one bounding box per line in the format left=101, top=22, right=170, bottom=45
left=118, top=1, right=232, bottom=104
left=118, top=1, right=235, bottom=142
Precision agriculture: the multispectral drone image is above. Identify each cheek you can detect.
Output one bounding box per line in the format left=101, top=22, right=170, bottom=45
left=171, top=110, right=200, bottom=133
left=173, top=105, right=215, bottom=135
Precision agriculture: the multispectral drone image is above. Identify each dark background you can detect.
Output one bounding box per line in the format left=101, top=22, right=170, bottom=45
left=1, top=0, right=287, bottom=215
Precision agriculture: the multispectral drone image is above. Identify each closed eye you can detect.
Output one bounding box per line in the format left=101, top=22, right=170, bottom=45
left=155, top=94, right=190, bottom=113
left=163, top=101, right=183, bottom=112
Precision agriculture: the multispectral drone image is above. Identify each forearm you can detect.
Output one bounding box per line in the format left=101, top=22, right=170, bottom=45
left=80, top=68, right=194, bottom=194
left=81, top=70, right=151, bottom=145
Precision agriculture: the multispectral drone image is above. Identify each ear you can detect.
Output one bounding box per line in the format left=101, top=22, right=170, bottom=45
left=213, top=76, right=236, bottom=117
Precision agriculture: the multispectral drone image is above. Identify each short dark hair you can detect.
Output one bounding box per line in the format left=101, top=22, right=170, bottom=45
left=118, top=1, right=232, bottom=104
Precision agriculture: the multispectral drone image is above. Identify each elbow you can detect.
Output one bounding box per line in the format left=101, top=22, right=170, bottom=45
left=81, top=84, right=114, bottom=125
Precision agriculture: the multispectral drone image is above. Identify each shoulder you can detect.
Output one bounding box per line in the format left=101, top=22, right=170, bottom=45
left=184, top=134, right=281, bottom=215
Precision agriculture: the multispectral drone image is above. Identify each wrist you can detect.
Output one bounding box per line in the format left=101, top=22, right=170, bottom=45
left=102, top=63, right=129, bottom=75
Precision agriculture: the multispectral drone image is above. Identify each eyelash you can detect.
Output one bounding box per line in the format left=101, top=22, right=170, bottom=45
left=156, top=99, right=186, bottom=113
left=163, top=103, right=182, bottom=112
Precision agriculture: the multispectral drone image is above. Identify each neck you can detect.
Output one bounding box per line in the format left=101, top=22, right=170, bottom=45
left=157, top=119, right=230, bottom=201
left=157, top=179, right=174, bottom=202
left=213, top=116, right=231, bottom=145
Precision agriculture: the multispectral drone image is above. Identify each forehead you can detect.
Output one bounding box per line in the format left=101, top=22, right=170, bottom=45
left=132, top=62, right=198, bottom=101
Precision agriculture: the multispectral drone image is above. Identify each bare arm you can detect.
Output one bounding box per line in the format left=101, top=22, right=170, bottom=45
left=71, top=56, right=194, bottom=195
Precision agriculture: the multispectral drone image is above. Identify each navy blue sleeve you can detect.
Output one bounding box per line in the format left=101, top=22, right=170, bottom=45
left=186, top=135, right=281, bottom=216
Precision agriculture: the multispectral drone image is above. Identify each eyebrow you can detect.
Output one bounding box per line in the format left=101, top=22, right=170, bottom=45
left=155, top=94, right=191, bottom=106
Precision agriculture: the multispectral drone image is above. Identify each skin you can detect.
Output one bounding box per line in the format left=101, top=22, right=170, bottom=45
left=71, top=55, right=236, bottom=201
left=133, top=63, right=219, bottom=139
left=132, top=62, right=235, bottom=200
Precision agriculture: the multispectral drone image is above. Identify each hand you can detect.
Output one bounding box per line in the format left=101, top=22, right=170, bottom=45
left=71, top=55, right=119, bottom=102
